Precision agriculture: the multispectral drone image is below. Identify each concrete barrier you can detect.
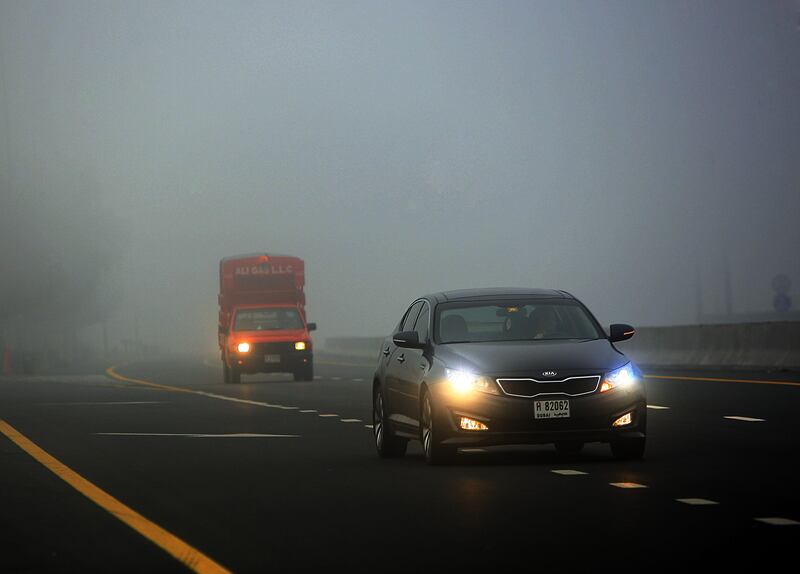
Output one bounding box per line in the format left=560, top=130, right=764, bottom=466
left=324, top=322, right=800, bottom=370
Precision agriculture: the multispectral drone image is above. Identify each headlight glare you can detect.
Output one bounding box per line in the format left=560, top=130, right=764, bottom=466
left=600, top=363, right=637, bottom=393
left=446, top=369, right=499, bottom=395
left=237, top=342, right=250, bottom=353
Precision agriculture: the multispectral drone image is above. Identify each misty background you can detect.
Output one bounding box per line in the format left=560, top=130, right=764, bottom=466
left=1, top=1, right=798, bottom=361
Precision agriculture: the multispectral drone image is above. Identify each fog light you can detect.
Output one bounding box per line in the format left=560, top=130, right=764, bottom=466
left=613, top=412, right=633, bottom=427
left=459, top=416, right=489, bottom=431
left=294, top=341, right=306, bottom=350
left=237, top=342, right=250, bottom=353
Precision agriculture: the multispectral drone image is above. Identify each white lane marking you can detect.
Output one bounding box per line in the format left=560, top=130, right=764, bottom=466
left=551, top=469, right=588, bottom=476
left=647, top=404, right=670, bottom=410
left=364, top=424, right=374, bottom=429
left=318, top=414, right=339, bottom=417
left=351, top=378, right=364, bottom=382
left=299, top=409, right=318, bottom=413
left=331, top=377, right=342, bottom=381
left=95, top=433, right=300, bottom=438
left=676, top=498, right=718, bottom=505
left=40, top=401, right=166, bottom=406
left=724, top=415, right=765, bottom=422
left=195, top=391, right=297, bottom=410
left=755, top=517, right=799, bottom=526
left=460, top=448, right=487, bottom=453
left=610, top=482, right=648, bottom=489
left=340, top=419, right=362, bottom=423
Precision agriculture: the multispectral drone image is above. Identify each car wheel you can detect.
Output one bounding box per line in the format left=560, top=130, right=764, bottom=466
left=373, top=386, right=407, bottom=458
left=293, top=364, right=314, bottom=382
left=555, top=440, right=584, bottom=456
left=421, top=391, right=456, bottom=465
left=610, top=437, right=645, bottom=460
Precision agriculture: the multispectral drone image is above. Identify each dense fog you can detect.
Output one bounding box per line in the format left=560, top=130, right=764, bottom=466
left=1, top=1, right=798, bottom=360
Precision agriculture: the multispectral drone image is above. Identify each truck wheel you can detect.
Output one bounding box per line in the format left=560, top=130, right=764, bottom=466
left=293, top=364, right=314, bottom=382
left=230, top=367, right=241, bottom=385
left=223, top=363, right=231, bottom=384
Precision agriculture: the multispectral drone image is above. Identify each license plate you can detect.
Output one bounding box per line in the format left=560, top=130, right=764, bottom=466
left=264, top=355, right=281, bottom=364
left=534, top=399, right=570, bottom=419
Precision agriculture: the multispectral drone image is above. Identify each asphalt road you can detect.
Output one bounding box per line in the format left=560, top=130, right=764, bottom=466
left=2, top=356, right=799, bottom=572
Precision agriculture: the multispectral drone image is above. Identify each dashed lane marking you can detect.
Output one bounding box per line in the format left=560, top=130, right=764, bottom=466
left=646, top=404, right=670, bottom=410
left=645, top=374, right=800, bottom=388
left=724, top=416, right=765, bottom=422
left=352, top=378, right=364, bottom=382
left=676, top=498, right=719, bottom=505
left=318, top=414, right=339, bottom=418
left=610, top=482, right=648, bottom=489
left=755, top=517, right=799, bottom=526
left=459, top=448, right=487, bottom=453
left=340, top=419, right=362, bottom=423
left=0, top=419, right=231, bottom=574
left=95, top=433, right=299, bottom=438
left=364, top=424, right=374, bottom=429
left=299, top=409, right=318, bottom=413
left=551, top=469, right=588, bottom=476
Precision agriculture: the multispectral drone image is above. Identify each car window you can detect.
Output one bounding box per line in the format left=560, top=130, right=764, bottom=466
left=400, top=301, right=423, bottom=333
left=436, top=300, right=603, bottom=343
left=413, top=303, right=430, bottom=343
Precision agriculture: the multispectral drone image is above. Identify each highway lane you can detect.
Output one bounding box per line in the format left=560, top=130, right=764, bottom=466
left=1, top=357, right=799, bottom=572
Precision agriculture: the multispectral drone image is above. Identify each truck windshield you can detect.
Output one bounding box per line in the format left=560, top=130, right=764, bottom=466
left=436, top=300, right=603, bottom=343
left=234, top=308, right=304, bottom=331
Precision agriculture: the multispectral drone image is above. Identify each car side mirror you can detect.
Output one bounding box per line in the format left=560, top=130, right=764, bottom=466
left=393, top=330, right=424, bottom=349
left=609, top=323, right=635, bottom=343
left=307, top=322, right=317, bottom=332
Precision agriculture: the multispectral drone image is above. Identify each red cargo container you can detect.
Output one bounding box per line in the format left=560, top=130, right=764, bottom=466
left=218, top=253, right=316, bottom=383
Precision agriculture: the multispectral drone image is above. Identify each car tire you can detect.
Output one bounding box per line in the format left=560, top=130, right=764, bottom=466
left=373, top=386, right=407, bottom=458
left=555, top=440, right=584, bottom=456
left=293, top=364, right=314, bottom=382
left=610, top=437, right=645, bottom=460
left=421, top=391, right=457, bottom=465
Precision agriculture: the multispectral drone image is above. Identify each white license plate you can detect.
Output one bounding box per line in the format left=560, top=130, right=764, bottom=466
left=534, top=399, right=570, bottom=419
left=264, top=355, right=281, bottom=364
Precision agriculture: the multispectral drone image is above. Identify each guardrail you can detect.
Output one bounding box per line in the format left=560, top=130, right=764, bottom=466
left=324, top=321, right=800, bottom=370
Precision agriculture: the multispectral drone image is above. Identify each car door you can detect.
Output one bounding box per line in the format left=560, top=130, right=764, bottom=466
left=393, top=301, right=432, bottom=429
left=384, top=301, right=423, bottom=428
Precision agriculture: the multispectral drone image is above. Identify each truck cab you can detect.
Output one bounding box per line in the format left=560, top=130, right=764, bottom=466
left=218, top=254, right=316, bottom=383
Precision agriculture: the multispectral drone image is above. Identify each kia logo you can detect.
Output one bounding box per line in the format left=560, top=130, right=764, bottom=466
left=541, top=371, right=558, bottom=377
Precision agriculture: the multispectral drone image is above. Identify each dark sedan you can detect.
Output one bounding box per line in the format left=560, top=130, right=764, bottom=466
left=372, top=288, right=646, bottom=464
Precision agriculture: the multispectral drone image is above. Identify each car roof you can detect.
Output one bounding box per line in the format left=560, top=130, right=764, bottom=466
left=424, top=287, right=573, bottom=303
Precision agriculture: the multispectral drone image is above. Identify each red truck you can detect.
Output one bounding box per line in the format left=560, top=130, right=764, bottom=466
left=218, top=253, right=316, bottom=384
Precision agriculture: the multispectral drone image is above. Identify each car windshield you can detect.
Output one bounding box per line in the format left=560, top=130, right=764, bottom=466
left=436, top=300, right=603, bottom=343
left=233, top=308, right=304, bottom=331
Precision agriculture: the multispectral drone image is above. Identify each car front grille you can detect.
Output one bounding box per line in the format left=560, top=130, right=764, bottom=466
left=495, top=375, right=601, bottom=398
left=250, top=342, right=296, bottom=354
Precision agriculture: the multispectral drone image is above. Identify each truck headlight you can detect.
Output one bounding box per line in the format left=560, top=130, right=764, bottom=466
left=237, top=342, right=250, bottom=353
left=600, top=363, right=636, bottom=393
left=446, top=369, right=500, bottom=395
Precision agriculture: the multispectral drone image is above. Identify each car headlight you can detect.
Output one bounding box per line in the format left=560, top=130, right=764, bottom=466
left=294, top=341, right=307, bottom=350
left=600, top=363, right=637, bottom=393
left=237, top=342, right=250, bottom=353
left=446, top=369, right=500, bottom=395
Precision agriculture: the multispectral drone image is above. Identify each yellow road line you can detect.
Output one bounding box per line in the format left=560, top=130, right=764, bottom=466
left=645, top=374, right=800, bottom=388
left=0, top=419, right=231, bottom=574
left=106, top=366, right=194, bottom=394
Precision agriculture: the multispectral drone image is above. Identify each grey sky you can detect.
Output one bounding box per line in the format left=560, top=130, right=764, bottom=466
left=1, top=1, right=798, bottom=352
